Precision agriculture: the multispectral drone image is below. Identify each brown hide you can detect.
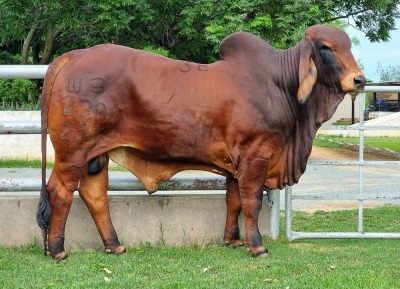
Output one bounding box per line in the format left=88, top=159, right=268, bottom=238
left=39, top=25, right=365, bottom=259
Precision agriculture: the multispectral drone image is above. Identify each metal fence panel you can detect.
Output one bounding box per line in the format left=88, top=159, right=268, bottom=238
left=285, top=86, right=400, bottom=240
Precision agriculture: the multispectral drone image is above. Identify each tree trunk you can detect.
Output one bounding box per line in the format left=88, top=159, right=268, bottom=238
left=21, top=26, right=38, bottom=64
left=40, top=25, right=63, bottom=64
left=32, top=43, right=40, bottom=64
left=40, top=24, right=55, bottom=64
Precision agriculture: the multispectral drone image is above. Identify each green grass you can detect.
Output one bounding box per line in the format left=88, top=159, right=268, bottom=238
left=0, top=158, right=127, bottom=171
left=0, top=158, right=50, bottom=168
left=314, top=136, right=400, bottom=152
left=313, top=137, right=341, bottom=148
left=292, top=206, right=400, bottom=232
left=0, top=101, right=40, bottom=111
left=1, top=206, right=399, bottom=289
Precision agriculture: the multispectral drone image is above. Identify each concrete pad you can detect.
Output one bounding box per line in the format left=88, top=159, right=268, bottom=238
left=0, top=194, right=271, bottom=251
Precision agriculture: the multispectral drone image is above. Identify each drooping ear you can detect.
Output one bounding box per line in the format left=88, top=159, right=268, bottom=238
left=297, top=54, right=317, bottom=104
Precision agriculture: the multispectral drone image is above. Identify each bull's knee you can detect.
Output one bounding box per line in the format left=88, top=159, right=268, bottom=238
left=87, top=154, right=107, bottom=175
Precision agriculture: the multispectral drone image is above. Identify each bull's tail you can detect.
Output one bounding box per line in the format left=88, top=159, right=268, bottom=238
left=36, top=54, right=71, bottom=255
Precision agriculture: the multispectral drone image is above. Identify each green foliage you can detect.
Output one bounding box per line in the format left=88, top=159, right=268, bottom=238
left=1, top=0, right=398, bottom=64
left=142, top=45, right=172, bottom=58
left=332, top=0, right=399, bottom=42
left=0, top=79, right=38, bottom=109
left=377, top=63, right=400, bottom=82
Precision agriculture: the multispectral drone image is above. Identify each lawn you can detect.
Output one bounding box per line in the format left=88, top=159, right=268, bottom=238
left=1, top=206, right=399, bottom=289
left=0, top=158, right=127, bottom=171
left=314, top=136, right=400, bottom=152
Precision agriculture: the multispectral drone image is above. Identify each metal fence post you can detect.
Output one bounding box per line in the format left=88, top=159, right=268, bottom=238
left=358, top=91, right=366, bottom=233
left=285, top=186, right=293, bottom=241
left=267, top=189, right=280, bottom=239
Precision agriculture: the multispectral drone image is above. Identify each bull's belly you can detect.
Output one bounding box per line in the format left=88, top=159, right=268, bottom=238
left=108, top=146, right=231, bottom=193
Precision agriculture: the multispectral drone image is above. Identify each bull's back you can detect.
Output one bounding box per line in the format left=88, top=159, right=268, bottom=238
left=47, top=44, right=235, bottom=163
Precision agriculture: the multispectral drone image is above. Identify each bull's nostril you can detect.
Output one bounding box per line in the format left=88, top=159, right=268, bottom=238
left=354, top=75, right=366, bottom=89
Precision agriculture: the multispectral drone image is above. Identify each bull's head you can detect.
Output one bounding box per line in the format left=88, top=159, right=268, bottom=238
left=297, top=25, right=366, bottom=103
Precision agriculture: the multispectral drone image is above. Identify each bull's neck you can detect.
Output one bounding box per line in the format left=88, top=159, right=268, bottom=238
left=276, top=43, right=302, bottom=100
left=275, top=43, right=315, bottom=186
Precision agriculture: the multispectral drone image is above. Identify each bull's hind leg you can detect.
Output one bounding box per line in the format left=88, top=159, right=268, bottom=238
left=78, top=154, right=125, bottom=255
left=224, top=175, right=244, bottom=247
left=47, top=162, right=81, bottom=261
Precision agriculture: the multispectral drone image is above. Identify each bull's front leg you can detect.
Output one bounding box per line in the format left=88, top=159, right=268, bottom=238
left=224, top=175, right=244, bottom=247
left=79, top=154, right=126, bottom=255
left=237, top=158, right=269, bottom=258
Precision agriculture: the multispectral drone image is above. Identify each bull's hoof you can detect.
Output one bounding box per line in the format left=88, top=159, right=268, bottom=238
left=105, top=245, right=126, bottom=255
left=252, top=251, right=269, bottom=258
left=52, top=251, right=68, bottom=262
left=249, top=246, right=269, bottom=258
left=225, top=239, right=244, bottom=248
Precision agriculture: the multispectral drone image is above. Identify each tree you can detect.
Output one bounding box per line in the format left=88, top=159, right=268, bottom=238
left=377, top=63, right=400, bottom=82
left=0, top=0, right=399, bottom=65
left=0, top=0, right=139, bottom=64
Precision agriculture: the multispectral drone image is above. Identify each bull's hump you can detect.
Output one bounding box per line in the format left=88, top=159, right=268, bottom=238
left=219, top=32, right=273, bottom=61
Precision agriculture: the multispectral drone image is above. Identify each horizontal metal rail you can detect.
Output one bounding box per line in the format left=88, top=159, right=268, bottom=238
left=0, top=121, right=41, bottom=134
left=308, top=160, right=400, bottom=166
left=321, top=125, right=400, bottom=130
left=363, top=85, right=400, bottom=93
left=3, top=121, right=400, bottom=135
left=291, top=195, right=400, bottom=201
left=3, top=125, right=397, bottom=133
left=0, top=174, right=226, bottom=192
left=0, top=65, right=48, bottom=79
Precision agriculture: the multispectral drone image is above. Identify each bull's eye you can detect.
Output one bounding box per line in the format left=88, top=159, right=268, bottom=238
left=319, top=45, right=331, bottom=52
left=319, top=44, right=335, bottom=66
left=317, top=42, right=340, bottom=75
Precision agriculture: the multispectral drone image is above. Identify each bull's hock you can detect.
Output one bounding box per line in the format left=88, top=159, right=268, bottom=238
left=0, top=194, right=271, bottom=250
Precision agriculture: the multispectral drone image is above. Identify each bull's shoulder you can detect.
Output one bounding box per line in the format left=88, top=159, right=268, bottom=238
left=219, top=32, right=275, bottom=61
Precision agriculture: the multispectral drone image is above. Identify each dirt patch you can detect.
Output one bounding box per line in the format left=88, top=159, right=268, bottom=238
left=298, top=146, right=394, bottom=213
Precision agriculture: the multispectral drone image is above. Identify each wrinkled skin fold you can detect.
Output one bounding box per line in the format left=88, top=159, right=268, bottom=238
left=37, top=25, right=365, bottom=260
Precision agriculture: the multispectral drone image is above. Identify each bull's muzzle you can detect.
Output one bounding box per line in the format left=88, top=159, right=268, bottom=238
left=341, top=73, right=366, bottom=97
left=354, top=75, right=366, bottom=90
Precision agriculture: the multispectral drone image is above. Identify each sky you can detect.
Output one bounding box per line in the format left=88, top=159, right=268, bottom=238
left=346, top=19, right=400, bottom=83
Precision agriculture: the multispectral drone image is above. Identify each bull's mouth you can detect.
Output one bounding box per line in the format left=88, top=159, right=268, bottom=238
left=348, top=89, right=363, bottom=98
